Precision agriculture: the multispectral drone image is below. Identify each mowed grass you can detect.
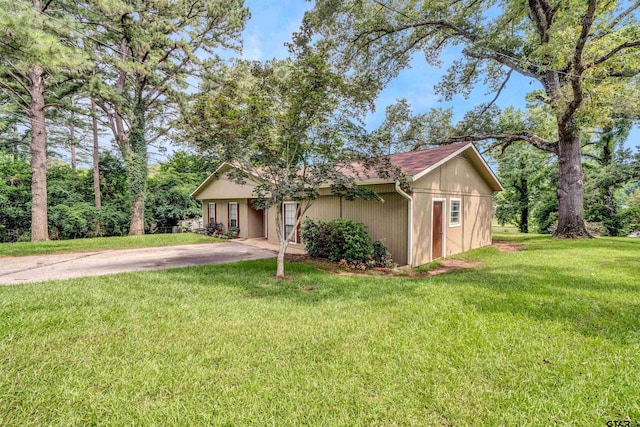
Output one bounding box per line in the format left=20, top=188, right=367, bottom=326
left=0, top=234, right=639, bottom=425
left=0, top=233, right=221, bottom=257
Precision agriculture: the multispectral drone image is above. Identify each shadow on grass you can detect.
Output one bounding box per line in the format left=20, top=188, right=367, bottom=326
left=160, top=258, right=421, bottom=304
left=447, top=264, right=640, bottom=344
left=156, top=237, right=640, bottom=344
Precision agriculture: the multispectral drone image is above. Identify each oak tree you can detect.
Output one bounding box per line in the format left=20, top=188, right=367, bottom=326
left=309, top=0, right=640, bottom=237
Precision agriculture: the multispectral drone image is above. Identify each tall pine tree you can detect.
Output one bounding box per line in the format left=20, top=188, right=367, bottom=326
left=0, top=0, right=87, bottom=241
left=79, top=0, right=248, bottom=235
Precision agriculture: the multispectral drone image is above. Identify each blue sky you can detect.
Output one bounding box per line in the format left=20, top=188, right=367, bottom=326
left=242, top=0, right=639, bottom=150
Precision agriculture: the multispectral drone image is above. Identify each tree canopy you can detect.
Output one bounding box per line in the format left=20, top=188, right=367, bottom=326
left=183, top=40, right=404, bottom=277
left=308, top=0, right=640, bottom=237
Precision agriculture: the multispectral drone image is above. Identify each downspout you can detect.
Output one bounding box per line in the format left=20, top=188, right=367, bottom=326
left=395, top=181, right=413, bottom=267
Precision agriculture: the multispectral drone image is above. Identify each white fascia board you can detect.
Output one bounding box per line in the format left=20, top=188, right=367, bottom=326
left=410, top=144, right=472, bottom=182
left=468, top=143, right=504, bottom=191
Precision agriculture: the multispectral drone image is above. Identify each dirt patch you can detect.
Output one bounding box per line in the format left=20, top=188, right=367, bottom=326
left=285, top=253, right=479, bottom=278
left=411, top=259, right=481, bottom=277
left=494, top=242, right=525, bottom=252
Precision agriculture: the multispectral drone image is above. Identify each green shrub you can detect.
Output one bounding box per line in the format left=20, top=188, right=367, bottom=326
left=49, top=203, right=96, bottom=240
left=372, top=239, right=396, bottom=268
left=225, top=227, right=240, bottom=238
left=301, top=218, right=394, bottom=268
left=97, top=204, right=130, bottom=237
left=620, top=206, right=640, bottom=235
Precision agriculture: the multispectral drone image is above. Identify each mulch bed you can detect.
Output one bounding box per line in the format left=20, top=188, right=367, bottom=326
left=284, top=253, right=480, bottom=278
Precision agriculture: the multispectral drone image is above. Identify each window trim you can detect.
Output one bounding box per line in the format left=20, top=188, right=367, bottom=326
left=207, top=202, right=216, bottom=225
left=449, top=198, right=462, bottom=228
left=228, top=202, right=239, bottom=229
left=283, top=202, right=299, bottom=244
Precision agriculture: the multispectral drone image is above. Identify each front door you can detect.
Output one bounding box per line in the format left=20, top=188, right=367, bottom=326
left=432, top=201, right=444, bottom=259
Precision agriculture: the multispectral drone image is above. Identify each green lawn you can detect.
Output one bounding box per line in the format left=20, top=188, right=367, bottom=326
left=0, top=234, right=638, bottom=425
left=0, top=233, right=221, bottom=257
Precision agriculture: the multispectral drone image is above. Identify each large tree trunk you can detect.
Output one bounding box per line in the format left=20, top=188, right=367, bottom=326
left=518, top=171, right=528, bottom=233
left=519, top=206, right=529, bottom=234
left=554, top=126, right=590, bottom=238
left=69, top=97, right=76, bottom=171
left=91, top=100, right=101, bottom=211
left=126, top=104, right=147, bottom=236
left=91, top=99, right=102, bottom=235
left=28, top=64, right=49, bottom=242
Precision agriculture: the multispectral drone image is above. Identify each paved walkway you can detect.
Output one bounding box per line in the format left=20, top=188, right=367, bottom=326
left=0, top=242, right=276, bottom=285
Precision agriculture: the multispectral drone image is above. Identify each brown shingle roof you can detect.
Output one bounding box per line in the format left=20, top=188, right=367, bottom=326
left=389, top=143, right=468, bottom=176
left=346, top=142, right=469, bottom=180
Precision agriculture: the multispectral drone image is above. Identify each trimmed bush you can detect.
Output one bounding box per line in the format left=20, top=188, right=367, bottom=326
left=372, top=239, right=396, bottom=268
left=301, top=218, right=395, bottom=268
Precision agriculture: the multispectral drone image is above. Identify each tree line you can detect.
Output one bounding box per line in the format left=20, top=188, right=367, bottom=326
left=1, top=0, right=639, bottom=252
left=0, top=150, right=208, bottom=242
left=0, top=0, right=247, bottom=241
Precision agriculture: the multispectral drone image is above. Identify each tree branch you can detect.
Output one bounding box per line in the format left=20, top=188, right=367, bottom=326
left=596, top=0, right=640, bottom=37
left=560, top=0, right=598, bottom=127
left=463, top=49, right=540, bottom=79
left=445, top=133, right=558, bottom=154
left=0, top=82, right=30, bottom=111
left=584, top=40, right=640, bottom=70
left=478, top=69, right=513, bottom=116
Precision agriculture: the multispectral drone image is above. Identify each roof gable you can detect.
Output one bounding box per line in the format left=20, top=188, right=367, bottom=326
left=192, top=143, right=503, bottom=198
left=389, top=143, right=468, bottom=176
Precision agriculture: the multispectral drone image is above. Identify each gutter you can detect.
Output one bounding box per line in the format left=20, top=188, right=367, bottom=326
left=395, top=181, right=413, bottom=267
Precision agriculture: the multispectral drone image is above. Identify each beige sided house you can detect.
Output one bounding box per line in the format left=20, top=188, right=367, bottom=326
left=192, top=143, right=503, bottom=267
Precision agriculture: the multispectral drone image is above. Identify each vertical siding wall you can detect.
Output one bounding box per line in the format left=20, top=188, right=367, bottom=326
left=268, top=190, right=409, bottom=265
left=411, top=155, right=494, bottom=266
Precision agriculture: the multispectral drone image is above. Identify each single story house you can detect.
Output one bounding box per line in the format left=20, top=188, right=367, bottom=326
left=191, top=142, right=503, bottom=267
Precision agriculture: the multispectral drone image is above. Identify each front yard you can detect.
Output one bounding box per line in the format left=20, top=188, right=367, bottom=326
left=0, top=234, right=638, bottom=425
left=0, top=233, right=220, bottom=257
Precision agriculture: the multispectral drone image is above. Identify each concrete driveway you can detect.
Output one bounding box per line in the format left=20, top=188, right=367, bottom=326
left=0, top=242, right=276, bottom=285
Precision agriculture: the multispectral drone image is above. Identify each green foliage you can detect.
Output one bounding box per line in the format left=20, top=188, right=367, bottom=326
left=370, top=99, right=454, bottom=153
left=95, top=204, right=129, bottom=237
left=493, top=142, right=556, bottom=233
left=0, top=152, right=31, bottom=242
left=225, top=227, right=240, bottom=239
left=0, top=149, right=207, bottom=242
left=48, top=203, right=96, bottom=240
left=302, top=218, right=372, bottom=263
left=620, top=187, right=640, bottom=234
left=145, top=152, right=209, bottom=231
left=302, top=218, right=394, bottom=268
left=372, top=239, right=396, bottom=269
left=583, top=120, right=640, bottom=236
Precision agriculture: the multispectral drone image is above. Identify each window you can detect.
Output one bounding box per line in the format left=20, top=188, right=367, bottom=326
left=208, top=203, right=216, bottom=225
left=450, top=198, right=461, bottom=227
left=228, top=202, right=239, bottom=228
left=283, top=202, right=298, bottom=243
